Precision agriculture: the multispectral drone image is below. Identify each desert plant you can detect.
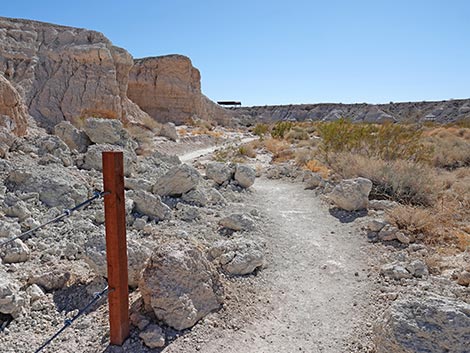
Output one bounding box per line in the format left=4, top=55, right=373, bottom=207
left=253, top=123, right=269, bottom=139
left=271, top=121, right=293, bottom=139
left=285, top=126, right=309, bottom=141
left=238, top=144, right=257, bottom=158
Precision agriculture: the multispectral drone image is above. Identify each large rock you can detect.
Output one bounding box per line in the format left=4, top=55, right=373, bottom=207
left=375, top=295, right=470, bottom=353
left=0, top=275, right=25, bottom=317
left=128, top=55, right=230, bottom=125
left=152, top=164, right=200, bottom=197
left=139, top=240, right=223, bottom=330
left=0, top=74, right=28, bottom=136
left=206, top=162, right=234, bottom=185
left=234, top=164, right=256, bottom=188
left=84, top=234, right=151, bottom=288
left=209, top=238, right=264, bottom=275
left=54, top=121, right=91, bottom=153
left=82, top=144, right=135, bottom=176
left=328, top=177, right=372, bottom=211
left=219, top=213, right=255, bottom=232
left=82, top=117, right=128, bottom=145
left=159, top=122, right=178, bottom=141
left=5, top=164, right=88, bottom=208
left=0, top=16, right=150, bottom=129
left=127, top=189, right=171, bottom=221
left=0, top=239, right=30, bottom=263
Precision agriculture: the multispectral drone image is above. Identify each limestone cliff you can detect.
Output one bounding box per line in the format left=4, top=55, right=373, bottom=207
left=0, top=16, right=149, bottom=130
left=128, top=55, right=230, bottom=125
left=232, top=99, right=470, bottom=125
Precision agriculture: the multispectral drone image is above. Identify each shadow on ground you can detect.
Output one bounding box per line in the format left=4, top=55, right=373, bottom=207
left=328, top=208, right=368, bottom=223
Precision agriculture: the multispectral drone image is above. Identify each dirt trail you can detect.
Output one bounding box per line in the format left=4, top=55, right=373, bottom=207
left=165, top=178, right=373, bottom=353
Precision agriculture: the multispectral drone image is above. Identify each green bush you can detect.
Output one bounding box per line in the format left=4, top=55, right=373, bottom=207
left=271, top=121, right=293, bottom=139
left=253, top=123, right=269, bottom=138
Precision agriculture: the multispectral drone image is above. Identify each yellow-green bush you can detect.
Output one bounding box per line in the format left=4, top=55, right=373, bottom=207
left=271, top=121, right=293, bottom=139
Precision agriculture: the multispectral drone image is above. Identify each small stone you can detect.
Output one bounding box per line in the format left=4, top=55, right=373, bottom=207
left=366, top=219, right=387, bottom=232
left=219, top=213, right=255, bottom=232
left=396, top=232, right=411, bottom=244
left=139, top=324, right=165, bottom=348
left=457, top=271, right=470, bottom=286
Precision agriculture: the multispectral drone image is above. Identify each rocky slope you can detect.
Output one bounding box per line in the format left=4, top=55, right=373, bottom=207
left=232, top=99, right=470, bottom=124
left=128, top=55, right=230, bottom=125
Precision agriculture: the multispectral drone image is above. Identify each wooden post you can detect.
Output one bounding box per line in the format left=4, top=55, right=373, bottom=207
left=102, top=152, right=130, bottom=346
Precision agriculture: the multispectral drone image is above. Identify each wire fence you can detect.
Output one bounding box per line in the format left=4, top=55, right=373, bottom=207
left=0, top=190, right=111, bottom=352
left=0, top=191, right=108, bottom=248
left=34, top=286, right=112, bottom=353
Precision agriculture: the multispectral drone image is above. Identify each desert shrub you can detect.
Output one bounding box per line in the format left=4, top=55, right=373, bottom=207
left=294, top=148, right=317, bottom=166
left=253, top=123, right=269, bottom=139
left=238, top=144, right=257, bottom=158
left=271, top=121, right=293, bottom=139
left=386, top=205, right=434, bottom=236
left=285, top=126, right=309, bottom=141
left=316, top=118, right=431, bottom=162
left=328, top=153, right=438, bottom=206
left=424, top=127, right=470, bottom=169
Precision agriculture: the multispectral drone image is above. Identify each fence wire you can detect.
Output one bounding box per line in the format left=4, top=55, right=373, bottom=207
left=0, top=191, right=108, bottom=248
left=34, top=285, right=112, bottom=353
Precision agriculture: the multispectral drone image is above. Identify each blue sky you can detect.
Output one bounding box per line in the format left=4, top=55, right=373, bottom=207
left=2, top=0, right=469, bottom=106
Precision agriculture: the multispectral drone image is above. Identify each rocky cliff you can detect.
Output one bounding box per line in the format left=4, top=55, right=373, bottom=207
left=0, top=73, right=28, bottom=135
left=0, top=16, right=149, bottom=130
left=232, top=99, right=470, bottom=125
left=128, top=55, right=230, bottom=125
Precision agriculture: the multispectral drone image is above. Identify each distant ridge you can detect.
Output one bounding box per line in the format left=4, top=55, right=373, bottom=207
left=231, top=98, right=470, bottom=124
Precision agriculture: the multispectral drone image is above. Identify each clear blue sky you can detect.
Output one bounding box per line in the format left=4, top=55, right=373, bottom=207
left=2, top=0, right=469, bottom=106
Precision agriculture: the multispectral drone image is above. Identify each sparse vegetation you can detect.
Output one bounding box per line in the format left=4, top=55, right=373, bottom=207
left=271, top=121, right=293, bottom=139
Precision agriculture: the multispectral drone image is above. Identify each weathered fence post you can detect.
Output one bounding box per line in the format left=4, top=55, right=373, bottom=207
left=102, top=151, right=130, bottom=345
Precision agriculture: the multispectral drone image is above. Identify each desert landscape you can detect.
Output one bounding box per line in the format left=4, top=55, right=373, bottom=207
left=0, top=14, right=469, bottom=353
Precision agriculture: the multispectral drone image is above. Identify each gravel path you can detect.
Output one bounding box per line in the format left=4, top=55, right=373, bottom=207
left=165, top=178, right=374, bottom=353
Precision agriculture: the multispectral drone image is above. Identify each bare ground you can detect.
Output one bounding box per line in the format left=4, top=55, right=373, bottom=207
left=163, top=178, right=376, bottom=353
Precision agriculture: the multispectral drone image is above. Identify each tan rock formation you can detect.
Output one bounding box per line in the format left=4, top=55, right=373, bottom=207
left=0, top=16, right=149, bottom=130
left=128, top=55, right=230, bottom=125
left=0, top=74, right=28, bottom=135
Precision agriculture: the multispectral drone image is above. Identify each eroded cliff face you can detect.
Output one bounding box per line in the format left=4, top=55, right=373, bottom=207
left=231, top=99, right=470, bottom=125
left=128, top=55, right=230, bottom=125
left=0, top=16, right=149, bottom=130
left=0, top=73, right=28, bottom=135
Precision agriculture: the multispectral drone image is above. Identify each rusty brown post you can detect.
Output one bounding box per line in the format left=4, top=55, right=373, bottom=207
left=102, top=151, right=130, bottom=345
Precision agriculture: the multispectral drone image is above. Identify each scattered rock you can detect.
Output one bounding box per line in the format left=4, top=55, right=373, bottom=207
left=366, top=219, right=387, bottom=233
left=328, top=177, right=372, bottom=211
left=0, top=239, right=30, bottom=263
left=125, top=177, right=153, bottom=192
left=127, top=190, right=171, bottom=221
left=234, top=164, right=256, bottom=188
left=378, top=225, right=399, bottom=241
left=219, top=213, right=255, bottom=232
left=83, top=118, right=128, bottom=145
left=368, top=199, right=399, bottom=211
left=28, top=270, right=71, bottom=292
left=396, top=231, right=411, bottom=244
left=0, top=275, right=25, bottom=317
left=159, top=122, right=178, bottom=141
left=54, top=121, right=91, bottom=153
left=82, top=144, right=135, bottom=176
left=206, top=162, right=234, bottom=185
left=405, top=260, right=428, bottom=278
left=130, top=312, right=150, bottom=330
left=139, top=240, right=223, bottom=330
left=303, top=171, right=324, bottom=189
left=456, top=271, right=470, bottom=286
left=139, top=324, right=166, bottom=348
left=84, top=236, right=151, bottom=288
left=176, top=203, right=200, bottom=222
left=380, top=263, right=412, bottom=280
left=152, top=164, right=200, bottom=196
left=375, top=295, right=470, bottom=353
left=181, top=188, right=208, bottom=207
left=5, top=165, right=88, bottom=208
left=209, top=238, right=264, bottom=275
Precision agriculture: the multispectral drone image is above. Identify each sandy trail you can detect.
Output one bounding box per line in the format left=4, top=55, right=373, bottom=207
left=165, top=178, right=372, bottom=353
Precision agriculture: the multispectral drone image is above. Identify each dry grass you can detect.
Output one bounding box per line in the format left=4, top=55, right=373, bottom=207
left=304, top=159, right=329, bottom=178
left=328, top=153, right=438, bottom=206
left=423, top=127, right=470, bottom=169
left=238, top=144, right=257, bottom=158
